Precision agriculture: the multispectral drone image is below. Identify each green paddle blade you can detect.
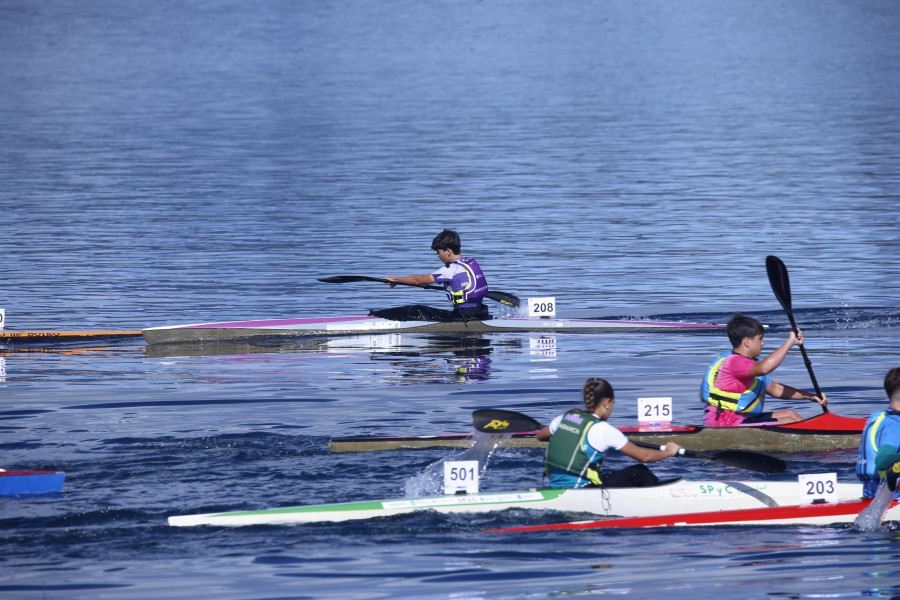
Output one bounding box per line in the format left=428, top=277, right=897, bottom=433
left=472, top=409, right=543, bottom=434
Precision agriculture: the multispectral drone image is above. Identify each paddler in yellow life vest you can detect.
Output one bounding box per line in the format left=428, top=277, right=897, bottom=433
left=537, top=378, right=681, bottom=489
left=857, top=366, right=900, bottom=498
left=700, top=313, right=828, bottom=427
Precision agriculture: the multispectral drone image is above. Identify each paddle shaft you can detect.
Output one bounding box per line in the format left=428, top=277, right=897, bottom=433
left=765, top=256, right=827, bottom=412
left=631, top=439, right=739, bottom=463
left=630, top=440, right=786, bottom=474
left=472, top=409, right=786, bottom=473
left=318, top=276, right=521, bottom=307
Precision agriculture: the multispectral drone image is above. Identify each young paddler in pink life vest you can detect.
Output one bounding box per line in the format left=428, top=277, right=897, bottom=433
left=374, top=229, right=490, bottom=322
left=701, top=313, right=828, bottom=427
left=537, top=378, right=681, bottom=489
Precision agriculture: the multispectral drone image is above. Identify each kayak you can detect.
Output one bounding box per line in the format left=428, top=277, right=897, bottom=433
left=1, top=331, right=142, bottom=343
left=167, top=479, right=863, bottom=527
left=142, top=315, right=724, bottom=345
left=329, top=412, right=866, bottom=453
left=0, top=471, right=65, bottom=495
left=485, top=499, right=900, bottom=531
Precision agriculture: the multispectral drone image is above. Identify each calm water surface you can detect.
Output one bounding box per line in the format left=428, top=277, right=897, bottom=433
left=2, top=1, right=900, bottom=598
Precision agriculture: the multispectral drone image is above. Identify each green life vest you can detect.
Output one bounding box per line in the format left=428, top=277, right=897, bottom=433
left=544, top=409, right=604, bottom=486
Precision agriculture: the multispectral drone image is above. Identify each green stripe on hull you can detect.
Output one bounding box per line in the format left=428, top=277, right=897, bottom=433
left=201, top=489, right=565, bottom=519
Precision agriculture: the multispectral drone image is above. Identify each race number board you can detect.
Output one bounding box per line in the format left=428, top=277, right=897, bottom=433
left=798, top=473, right=838, bottom=504
left=444, top=460, right=479, bottom=494
left=527, top=297, right=556, bottom=318
left=637, top=397, right=672, bottom=426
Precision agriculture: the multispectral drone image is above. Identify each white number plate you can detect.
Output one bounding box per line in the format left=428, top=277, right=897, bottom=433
left=444, top=460, right=479, bottom=495
left=637, top=397, right=672, bottom=426
left=528, top=297, right=556, bottom=318
left=798, top=473, right=838, bottom=504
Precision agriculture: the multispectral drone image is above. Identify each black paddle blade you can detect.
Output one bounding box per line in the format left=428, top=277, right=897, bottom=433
left=693, top=449, right=787, bottom=474
left=487, top=291, right=521, bottom=308
left=318, top=276, right=381, bottom=284
left=887, top=461, right=900, bottom=492
left=472, top=409, right=543, bottom=434
left=765, top=257, right=828, bottom=412
left=765, top=255, right=792, bottom=314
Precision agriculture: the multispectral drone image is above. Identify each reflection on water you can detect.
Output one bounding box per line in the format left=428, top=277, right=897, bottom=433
left=145, top=333, right=502, bottom=384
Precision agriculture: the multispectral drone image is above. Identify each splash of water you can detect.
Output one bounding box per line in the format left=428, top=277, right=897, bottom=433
left=403, top=432, right=512, bottom=497
left=853, top=479, right=894, bottom=532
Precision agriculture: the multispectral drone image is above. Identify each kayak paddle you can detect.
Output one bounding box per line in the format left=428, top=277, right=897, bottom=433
left=318, top=275, right=521, bottom=307
left=629, top=440, right=786, bottom=474
left=471, top=409, right=787, bottom=474
left=765, top=255, right=828, bottom=413
left=472, top=409, right=542, bottom=434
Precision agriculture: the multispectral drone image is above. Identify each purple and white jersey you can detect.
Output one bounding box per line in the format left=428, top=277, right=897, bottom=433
left=431, top=258, right=488, bottom=307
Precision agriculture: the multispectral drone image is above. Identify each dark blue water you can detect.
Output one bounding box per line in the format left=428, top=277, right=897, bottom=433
left=3, top=1, right=900, bottom=598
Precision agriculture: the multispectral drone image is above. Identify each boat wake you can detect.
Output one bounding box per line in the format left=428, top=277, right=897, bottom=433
left=640, top=306, right=900, bottom=336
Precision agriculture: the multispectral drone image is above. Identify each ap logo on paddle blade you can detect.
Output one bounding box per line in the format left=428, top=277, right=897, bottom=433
left=482, top=419, right=511, bottom=431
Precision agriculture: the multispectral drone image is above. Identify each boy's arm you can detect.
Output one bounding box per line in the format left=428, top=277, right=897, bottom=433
left=385, top=274, right=436, bottom=286
left=749, top=330, right=801, bottom=377
left=766, top=381, right=828, bottom=406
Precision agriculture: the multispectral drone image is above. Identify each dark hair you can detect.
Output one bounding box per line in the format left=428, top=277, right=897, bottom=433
left=583, top=378, right=615, bottom=412
left=431, top=229, right=461, bottom=254
left=885, top=367, right=900, bottom=400
left=726, top=313, right=765, bottom=348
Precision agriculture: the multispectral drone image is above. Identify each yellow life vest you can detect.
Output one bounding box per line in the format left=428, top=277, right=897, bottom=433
left=700, top=352, right=766, bottom=415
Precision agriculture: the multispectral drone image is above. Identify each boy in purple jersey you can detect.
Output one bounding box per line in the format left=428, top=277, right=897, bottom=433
left=372, top=229, right=490, bottom=322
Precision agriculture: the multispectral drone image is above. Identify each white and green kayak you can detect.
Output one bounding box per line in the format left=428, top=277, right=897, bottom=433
left=168, top=479, right=864, bottom=527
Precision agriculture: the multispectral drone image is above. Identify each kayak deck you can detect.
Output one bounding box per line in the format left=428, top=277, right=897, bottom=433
left=143, top=315, right=724, bottom=345
left=329, top=412, right=867, bottom=453
left=168, top=479, right=864, bottom=527
left=0, top=471, right=66, bottom=495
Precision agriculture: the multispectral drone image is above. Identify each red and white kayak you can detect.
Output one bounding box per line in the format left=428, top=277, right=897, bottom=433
left=330, top=412, right=866, bottom=453
left=486, top=498, right=900, bottom=531
left=0, top=471, right=65, bottom=495
left=142, top=314, right=724, bottom=345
